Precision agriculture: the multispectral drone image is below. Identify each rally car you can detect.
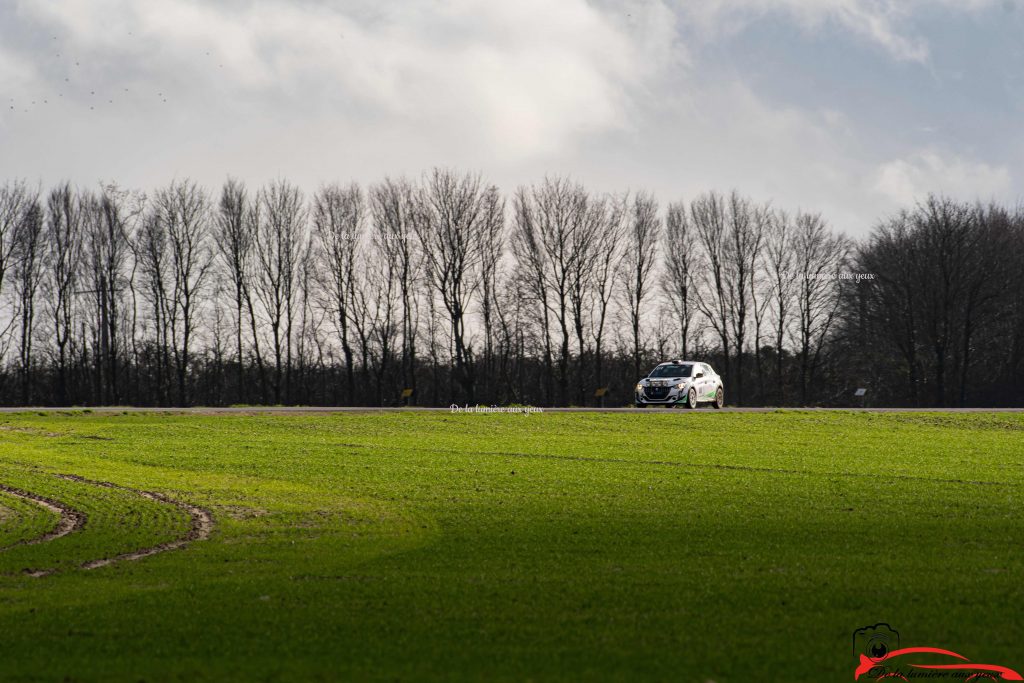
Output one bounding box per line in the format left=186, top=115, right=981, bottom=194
left=635, top=360, right=724, bottom=409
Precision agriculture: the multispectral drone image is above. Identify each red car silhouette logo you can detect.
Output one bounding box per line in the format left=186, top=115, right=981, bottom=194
left=854, top=646, right=1023, bottom=681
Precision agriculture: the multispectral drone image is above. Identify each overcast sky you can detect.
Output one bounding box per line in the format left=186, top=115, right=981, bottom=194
left=1, top=0, right=1021, bottom=236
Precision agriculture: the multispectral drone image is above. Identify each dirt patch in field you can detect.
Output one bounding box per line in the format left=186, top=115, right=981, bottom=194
left=214, top=504, right=269, bottom=520
left=0, top=483, right=86, bottom=553
left=1, top=475, right=213, bottom=578
left=53, top=474, right=213, bottom=572
left=0, top=425, right=63, bottom=438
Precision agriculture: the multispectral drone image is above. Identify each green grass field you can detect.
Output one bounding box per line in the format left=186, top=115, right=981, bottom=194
left=0, top=410, right=1021, bottom=681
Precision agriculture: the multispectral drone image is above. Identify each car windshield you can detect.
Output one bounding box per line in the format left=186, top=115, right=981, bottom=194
left=648, top=364, right=692, bottom=378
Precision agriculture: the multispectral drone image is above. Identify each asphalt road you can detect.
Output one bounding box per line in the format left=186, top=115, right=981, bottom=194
left=1, top=406, right=1023, bottom=414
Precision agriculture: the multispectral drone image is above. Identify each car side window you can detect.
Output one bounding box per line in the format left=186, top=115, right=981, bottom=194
left=703, top=364, right=713, bottom=375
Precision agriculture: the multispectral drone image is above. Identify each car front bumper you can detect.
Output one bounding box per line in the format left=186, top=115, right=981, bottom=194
left=636, top=385, right=689, bottom=404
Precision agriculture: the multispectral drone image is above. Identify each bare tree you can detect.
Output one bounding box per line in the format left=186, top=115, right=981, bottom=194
left=83, top=185, right=134, bottom=403
left=292, top=236, right=324, bottom=403
left=567, top=194, right=606, bottom=405
left=692, top=192, right=732, bottom=391
left=45, top=183, right=85, bottom=405
left=663, top=201, right=697, bottom=359
left=477, top=186, right=505, bottom=403
left=764, top=210, right=797, bottom=403
left=216, top=178, right=259, bottom=402
left=852, top=197, right=1024, bottom=407
left=312, top=183, right=363, bottom=404
left=413, top=169, right=492, bottom=404
left=252, top=180, right=306, bottom=404
left=793, top=212, right=848, bottom=404
left=724, top=193, right=765, bottom=406
left=958, top=203, right=1018, bottom=405
left=858, top=212, right=922, bottom=404
left=589, top=194, right=626, bottom=404
left=512, top=177, right=590, bottom=405
left=349, top=245, right=399, bottom=405
left=153, top=180, right=214, bottom=405
left=0, top=181, right=31, bottom=301
left=12, top=194, right=44, bottom=404
left=913, top=197, right=974, bottom=406
left=510, top=187, right=554, bottom=404
left=136, top=208, right=172, bottom=404
left=690, top=191, right=768, bottom=404
left=424, top=282, right=444, bottom=406
left=493, top=273, right=528, bottom=404
left=370, top=177, right=422, bottom=403
left=0, top=181, right=34, bottom=372
left=621, top=192, right=661, bottom=380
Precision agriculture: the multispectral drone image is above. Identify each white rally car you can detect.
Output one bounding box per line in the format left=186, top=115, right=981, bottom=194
left=635, top=361, right=724, bottom=409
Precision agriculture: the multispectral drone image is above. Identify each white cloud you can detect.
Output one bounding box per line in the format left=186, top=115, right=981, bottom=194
left=11, top=0, right=681, bottom=160
left=676, top=0, right=1000, bottom=63
left=872, top=150, right=1012, bottom=205
left=603, top=78, right=876, bottom=234
left=1, top=0, right=1019, bottom=239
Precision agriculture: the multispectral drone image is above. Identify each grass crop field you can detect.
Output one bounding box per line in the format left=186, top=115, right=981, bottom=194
left=0, top=410, right=1021, bottom=682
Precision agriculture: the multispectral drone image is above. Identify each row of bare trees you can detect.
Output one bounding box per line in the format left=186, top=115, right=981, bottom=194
left=0, top=174, right=1021, bottom=407
left=836, top=197, right=1024, bottom=407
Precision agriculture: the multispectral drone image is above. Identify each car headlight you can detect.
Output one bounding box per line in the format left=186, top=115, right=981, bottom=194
left=675, top=382, right=687, bottom=390
left=636, top=383, right=644, bottom=392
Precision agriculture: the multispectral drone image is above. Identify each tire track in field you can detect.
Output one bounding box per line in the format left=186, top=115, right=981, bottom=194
left=0, top=483, right=85, bottom=552
left=52, top=474, right=214, bottom=573
left=1, top=475, right=213, bottom=577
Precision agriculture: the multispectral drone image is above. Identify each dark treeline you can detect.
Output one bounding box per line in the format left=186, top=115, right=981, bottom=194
left=0, top=172, right=1021, bottom=407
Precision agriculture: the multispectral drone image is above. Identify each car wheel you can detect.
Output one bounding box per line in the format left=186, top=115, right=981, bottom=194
left=713, top=387, right=724, bottom=409
left=685, top=388, right=697, bottom=409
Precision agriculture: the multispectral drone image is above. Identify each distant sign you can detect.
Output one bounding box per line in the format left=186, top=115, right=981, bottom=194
left=594, top=387, right=609, bottom=397
left=400, top=388, right=414, bottom=398
left=854, top=388, right=867, bottom=397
